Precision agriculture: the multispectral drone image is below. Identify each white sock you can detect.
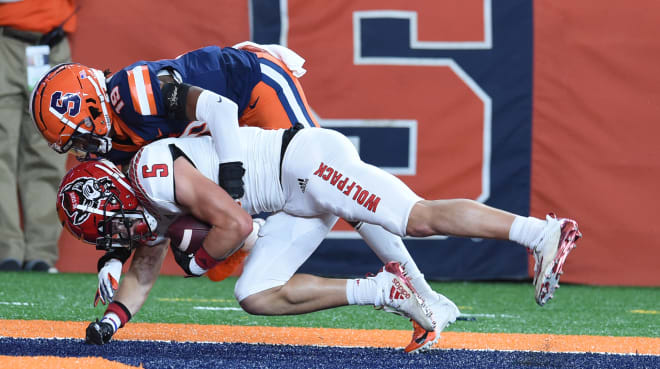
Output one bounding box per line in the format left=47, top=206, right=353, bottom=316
left=346, top=278, right=380, bottom=306
left=509, top=216, right=546, bottom=250
left=354, top=223, right=437, bottom=301
left=101, top=313, right=120, bottom=333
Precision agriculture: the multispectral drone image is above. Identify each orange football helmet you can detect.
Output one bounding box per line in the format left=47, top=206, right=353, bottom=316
left=30, top=63, right=113, bottom=154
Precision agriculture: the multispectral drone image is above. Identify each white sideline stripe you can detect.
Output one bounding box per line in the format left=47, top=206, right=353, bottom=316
left=461, top=313, right=519, bottom=319
left=179, top=229, right=192, bottom=251
left=0, top=301, right=32, bottom=306
left=193, top=306, right=244, bottom=311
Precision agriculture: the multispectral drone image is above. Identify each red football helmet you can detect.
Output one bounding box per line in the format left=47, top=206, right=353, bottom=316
left=30, top=63, right=113, bottom=155
left=57, top=159, right=157, bottom=250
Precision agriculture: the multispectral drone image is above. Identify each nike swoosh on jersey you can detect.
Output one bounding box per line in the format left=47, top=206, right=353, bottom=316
left=249, top=96, right=260, bottom=109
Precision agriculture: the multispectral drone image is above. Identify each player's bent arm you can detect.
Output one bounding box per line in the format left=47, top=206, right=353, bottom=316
left=172, top=157, right=253, bottom=260
left=160, top=80, right=245, bottom=199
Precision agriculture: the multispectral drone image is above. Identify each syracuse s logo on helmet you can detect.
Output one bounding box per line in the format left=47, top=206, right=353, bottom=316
left=58, top=176, right=116, bottom=226
left=50, top=91, right=81, bottom=116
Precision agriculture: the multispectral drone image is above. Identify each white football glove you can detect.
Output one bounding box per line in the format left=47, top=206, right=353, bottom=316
left=242, top=218, right=264, bottom=252
left=94, top=258, right=122, bottom=306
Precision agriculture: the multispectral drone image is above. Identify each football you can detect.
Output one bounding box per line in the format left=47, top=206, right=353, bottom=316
left=166, top=215, right=211, bottom=254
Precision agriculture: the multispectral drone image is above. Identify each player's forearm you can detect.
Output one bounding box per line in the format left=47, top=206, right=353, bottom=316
left=114, top=242, right=168, bottom=315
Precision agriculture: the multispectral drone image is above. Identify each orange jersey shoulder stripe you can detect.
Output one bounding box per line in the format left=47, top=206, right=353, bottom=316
left=127, top=65, right=157, bottom=116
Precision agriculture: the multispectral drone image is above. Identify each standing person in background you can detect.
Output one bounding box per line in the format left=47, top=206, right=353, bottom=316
left=0, top=0, right=77, bottom=272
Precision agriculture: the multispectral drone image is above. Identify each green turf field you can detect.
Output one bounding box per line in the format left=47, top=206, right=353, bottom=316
left=0, top=272, right=657, bottom=337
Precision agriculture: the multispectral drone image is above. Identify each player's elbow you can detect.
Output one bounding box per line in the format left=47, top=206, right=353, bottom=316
left=231, top=211, right=254, bottom=241
left=209, top=210, right=253, bottom=244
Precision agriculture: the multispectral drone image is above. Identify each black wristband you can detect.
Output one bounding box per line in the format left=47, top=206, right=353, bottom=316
left=96, top=248, right=132, bottom=272
left=161, top=82, right=192, bottom=121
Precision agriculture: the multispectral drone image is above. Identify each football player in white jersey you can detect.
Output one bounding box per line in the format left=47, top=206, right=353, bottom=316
left=59, top=158, right=436, bottom=349
left=68, top=124, right=580, bottom=351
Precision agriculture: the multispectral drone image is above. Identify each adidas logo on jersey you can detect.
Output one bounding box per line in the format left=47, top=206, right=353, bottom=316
left=298, top=178, right=309, bottom=193
left=389, top=278, right=411, bottom=300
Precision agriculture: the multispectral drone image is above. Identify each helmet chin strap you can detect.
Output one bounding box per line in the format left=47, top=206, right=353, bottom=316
left=88, top=67, right=113, bottom=138
left=95, top=135, right=113, bottom=154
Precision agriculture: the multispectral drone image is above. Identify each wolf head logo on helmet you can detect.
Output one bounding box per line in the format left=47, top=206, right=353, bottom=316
left=30, top=63, right=114, bottom=155
left=59, top=176, right=116, bottom=226
left=57, top=159, right=158, bottom=250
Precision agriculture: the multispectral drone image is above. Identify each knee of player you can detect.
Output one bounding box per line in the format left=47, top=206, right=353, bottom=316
left=237, top=297, right=259, bottom=315
left=405, top=201, right=435, bottom=237
left=237, top=292, right=271, bottom=315
left=406, top=223, right=434, bottom=237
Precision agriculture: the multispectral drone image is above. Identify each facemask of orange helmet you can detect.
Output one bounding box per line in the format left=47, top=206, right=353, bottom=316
left=30, top=63, right=113, bottom=155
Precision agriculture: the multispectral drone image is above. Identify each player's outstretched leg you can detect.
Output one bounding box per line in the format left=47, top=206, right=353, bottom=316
left=406, top=200, right=581, bottom=305
left=531, top=214, right=581, bottom=306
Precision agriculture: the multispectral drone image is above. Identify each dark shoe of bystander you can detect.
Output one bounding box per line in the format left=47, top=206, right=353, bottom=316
left=0, top=258, right=22, bottom=271
left=23, top=260, right=51, bottom=272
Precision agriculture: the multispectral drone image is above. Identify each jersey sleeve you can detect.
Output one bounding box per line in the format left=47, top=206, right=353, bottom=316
left=108, top=65, right=165, bottom=121
left=128, top=140, right=181, bottom=217
left=106, top=65, right=191, bottom=149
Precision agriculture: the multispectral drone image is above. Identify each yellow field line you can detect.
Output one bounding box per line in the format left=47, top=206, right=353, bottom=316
left=1, top=319, right=657, bottom=355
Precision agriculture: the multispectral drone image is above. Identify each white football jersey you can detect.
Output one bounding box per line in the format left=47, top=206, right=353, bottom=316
left=128, top=127, right=286, bottom=219
left=129, top=126, right=422, bottom=237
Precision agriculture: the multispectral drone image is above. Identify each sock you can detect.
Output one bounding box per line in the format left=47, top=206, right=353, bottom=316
left=354, top=222, right=437, bottom=303
left=346, top=278, right=380, bottom=306
left=509, top=216, right=546, bottom=250
left=101, top=313, right=120, bottom=333
left=409, top=274, right=437, bottom=303
left=103, top=301, right=132, bottom=331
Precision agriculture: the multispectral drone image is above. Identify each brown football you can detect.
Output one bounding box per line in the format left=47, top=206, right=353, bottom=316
left=166, top=215, right=211, bottom=254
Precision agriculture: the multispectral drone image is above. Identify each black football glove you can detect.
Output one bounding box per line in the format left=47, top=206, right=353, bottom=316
left=85, top=319, right=115, bottom=345
left=218, top=161, right=245, bottom=200
left=170, top=242, right=200, bottom=277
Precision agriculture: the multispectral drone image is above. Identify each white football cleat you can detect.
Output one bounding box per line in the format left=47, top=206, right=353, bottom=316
left=371, top=262, right=436, bottom=332
left=533, top=214, right=582, bottom=306
left=405, top=292, right=460, bottom=354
